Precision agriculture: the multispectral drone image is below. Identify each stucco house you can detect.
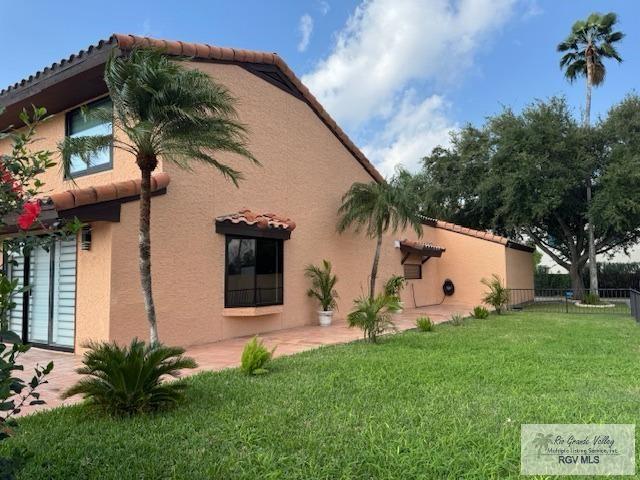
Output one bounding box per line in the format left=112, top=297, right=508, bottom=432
left=0, top=34, right=534, bottom=352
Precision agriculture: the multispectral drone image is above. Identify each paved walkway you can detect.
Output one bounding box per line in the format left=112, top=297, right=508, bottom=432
left=16, top=303, right=472, bottom=416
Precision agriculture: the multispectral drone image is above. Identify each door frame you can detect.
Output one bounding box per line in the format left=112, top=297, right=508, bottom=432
left=5, top=239, right=76, bottom=353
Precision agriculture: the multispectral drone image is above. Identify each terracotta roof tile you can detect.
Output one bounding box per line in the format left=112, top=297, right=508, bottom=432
left=216, top=209, right=296, bottom=232
left=1, top=34, right=385, bottom=185
left=399, top=239, right=445, bottom=253
left=428, top=218, right=524, bottom=248
left=47, top=173, right=170, bottom=211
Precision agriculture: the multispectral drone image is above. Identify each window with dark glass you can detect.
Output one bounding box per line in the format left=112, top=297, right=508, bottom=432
left=66, top=98, right=113, bottom=176
left=225, top=236, right=283, bottom=307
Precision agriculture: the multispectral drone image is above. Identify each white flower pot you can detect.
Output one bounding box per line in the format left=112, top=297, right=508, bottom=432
left=318, top=310, right=333, bottom=327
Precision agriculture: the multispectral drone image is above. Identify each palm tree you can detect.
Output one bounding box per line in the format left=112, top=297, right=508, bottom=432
left=337, top=178, right=422, bottom=299
left=60, top=48, right=257, bottom=344
left=557, top=12, right=623, bottom=296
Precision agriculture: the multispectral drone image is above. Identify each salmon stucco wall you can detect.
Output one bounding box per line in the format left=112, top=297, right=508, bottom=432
left=75, top=222, right=113, bottom=350
left=506, top=247, right=534, bottom=290
left=106, top=61, right=415, bottom=346
left=430, top=227, right=508, bottom=307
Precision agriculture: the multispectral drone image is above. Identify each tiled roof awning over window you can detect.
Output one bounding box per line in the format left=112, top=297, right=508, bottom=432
left=0, top=173, right=170, bottom=234
left=215, top=209, right=296, bottom=240
left=398, top=239, right=445, bottom=264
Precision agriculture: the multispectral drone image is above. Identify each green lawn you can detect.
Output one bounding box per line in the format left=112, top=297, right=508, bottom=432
left=5, top=312, right=640, bottom=479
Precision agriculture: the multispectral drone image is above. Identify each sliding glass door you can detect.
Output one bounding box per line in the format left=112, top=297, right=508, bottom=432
left=7, top=237, right=77, bottom=350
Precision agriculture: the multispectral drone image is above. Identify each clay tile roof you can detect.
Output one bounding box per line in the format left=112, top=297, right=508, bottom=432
left=420, top=217, right=536, bottom=251
left=399, top=239, right=446, bottom=253
left=216, top=209, right=296, bottom=231
left=47, top=173, right=170, bottom=211
left=1, top=34, right=385, bottom=185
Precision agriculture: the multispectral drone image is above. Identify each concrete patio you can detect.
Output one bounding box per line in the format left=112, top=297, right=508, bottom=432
left=15, top=302, right=472, bottom=416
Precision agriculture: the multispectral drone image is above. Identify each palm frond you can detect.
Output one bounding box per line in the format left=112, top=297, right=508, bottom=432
left=62, top=46, right=257, bottom=184
left=58, top=134, right=113, bottom=178
left=305, top=260, right=338, bottom=311
left=337, top=177, right=423, bottom=239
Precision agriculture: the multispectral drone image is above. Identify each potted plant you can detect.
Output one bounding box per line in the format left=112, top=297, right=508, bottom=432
left=305, top=260, right=338, bottom=326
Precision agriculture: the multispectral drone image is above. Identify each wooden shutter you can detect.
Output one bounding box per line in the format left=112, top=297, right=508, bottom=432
left=403, top=263, right=422, bottom=280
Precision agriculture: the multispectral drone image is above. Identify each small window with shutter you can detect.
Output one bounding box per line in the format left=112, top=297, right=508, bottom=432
left=403, top=263, right=422, bottom=280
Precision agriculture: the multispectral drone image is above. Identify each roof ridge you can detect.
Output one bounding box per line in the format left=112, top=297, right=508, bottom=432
left=419, top=214, right=533, bottom=251
left=1, top=34, right=384, bottom=184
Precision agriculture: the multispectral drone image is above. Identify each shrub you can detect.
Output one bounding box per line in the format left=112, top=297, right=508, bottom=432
left=472, top=306, right=489, bottom=319
left=481, top=274, right=510, bottom=314
left=305, top=260, right=338, bottom=311
left=62, top=339, right=196, bottom=416
left=415, top=316, right=433, bottom=332
left=582, top=292, right=601, bottom=305
left=347, top=294, right=402, bottom=343
left=383, top=275, right=406, bottom=301
left=450, top=313, right=465, bottom=326
left=240, top=337, right=275, bottom=375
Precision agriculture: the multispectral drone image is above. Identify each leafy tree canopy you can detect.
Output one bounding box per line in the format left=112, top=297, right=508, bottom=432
left=414, top=95, right=640, bottom=290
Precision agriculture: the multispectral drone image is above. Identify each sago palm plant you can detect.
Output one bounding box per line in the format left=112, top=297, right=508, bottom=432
left=62, top=339, right=197, bottom=415
left=304, top=260, right=338, bottom=311
left=347, top=294, right=402, bottom=343
left=337, top=176, right=422, bottom=299
left=60, top=48, right=257, bottom=344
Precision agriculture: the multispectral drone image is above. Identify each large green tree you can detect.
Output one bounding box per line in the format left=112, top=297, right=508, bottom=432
left=61, top=48, right=257, bottom=344
left=416, top=96, right=640, bottom=294
left=337, top=176, right=422, bottom=299
left=557, top=12, right=624, bottom=294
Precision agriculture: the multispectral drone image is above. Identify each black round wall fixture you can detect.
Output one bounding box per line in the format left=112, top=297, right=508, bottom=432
left=443, top=279, right=455, bottom=296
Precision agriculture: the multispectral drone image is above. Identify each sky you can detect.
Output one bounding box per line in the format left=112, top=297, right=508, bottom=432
left=1, top=0, right=638, bottom=177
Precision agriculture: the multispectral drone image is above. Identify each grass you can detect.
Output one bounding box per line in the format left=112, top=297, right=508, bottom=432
left=4, top=311, right=640, bottom=479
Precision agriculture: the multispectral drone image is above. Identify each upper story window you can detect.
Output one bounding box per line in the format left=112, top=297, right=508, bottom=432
left=66, top=98, right=113, bottom=177
left=225, top=236, right=283, bottom=307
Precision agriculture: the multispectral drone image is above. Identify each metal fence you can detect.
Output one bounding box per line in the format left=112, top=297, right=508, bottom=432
left=508, top=288, right=632, bottom=316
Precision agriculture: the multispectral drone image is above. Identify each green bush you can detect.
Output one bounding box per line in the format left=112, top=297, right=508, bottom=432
left=415, top=316, right=433, bottom=332
left=472, top=306, right=489, bottom=319
left=582, top=292, right=601, bottom=305
left=450, top=313, right=465, bottom=326
left=383, top=275, right=406, bottom=301
left=62, top=339, right=196, bottom=416
left=481, top=274, right=510, bottom=314
left=347, top=294, right=402, bottom=343
left=305, top=260, right=338, bottom=311
left=240, top=337, right=275, bottom=375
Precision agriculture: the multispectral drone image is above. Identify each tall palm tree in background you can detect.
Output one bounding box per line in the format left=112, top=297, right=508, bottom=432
left=337, top=178, right=423, bottom=299
left=61, top=48, right=257, bottom=344
left=557, top=12, right=623, bottom=295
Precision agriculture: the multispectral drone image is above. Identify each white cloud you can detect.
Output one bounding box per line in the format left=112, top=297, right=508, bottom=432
left=318, top=1, right=331, bottom=15
left=362, top=91, right=456, bottom=176
left=301, top=0, right=519, bottom=175
left=522, top=0, right=542, bottom=19
left=298, top=14, right=314, bottom=52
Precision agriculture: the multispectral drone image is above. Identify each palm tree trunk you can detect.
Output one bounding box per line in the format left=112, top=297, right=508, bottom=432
left=139, top=166, right=159, bottom=344
left=585, top=45, right=599, bottom=295
left=369, top=233, right=383, bottom=299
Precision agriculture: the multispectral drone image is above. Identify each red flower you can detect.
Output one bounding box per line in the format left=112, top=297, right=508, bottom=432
left=0, top=167, right=22, bottom=195
left=17, top=201, right=41, bottom=230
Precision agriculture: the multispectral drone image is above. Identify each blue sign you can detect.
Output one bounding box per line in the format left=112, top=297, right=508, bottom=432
left=565, top=291, right=574, bottom=299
